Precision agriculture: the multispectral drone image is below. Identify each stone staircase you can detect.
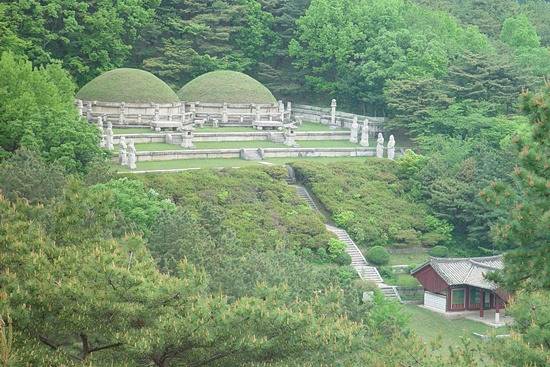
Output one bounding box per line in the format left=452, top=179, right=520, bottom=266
left=289, top=176, right=402, bottom=302
left=325, top=225, right=383, bottom=284
left=294, top=186, right=319, bottom=211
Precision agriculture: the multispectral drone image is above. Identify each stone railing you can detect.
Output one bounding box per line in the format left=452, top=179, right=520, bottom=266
left=77, top=99, right=290, bottom=128
left=292, top=102, right=385, bottom=134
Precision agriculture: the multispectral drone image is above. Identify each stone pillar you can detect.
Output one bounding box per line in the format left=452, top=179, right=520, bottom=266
left=137, top=114, right=142, bottom=124
left=387, top=135, right=395, bottom=160
left=350, top=116, right=359, bottom=143
left=287, top=101, right=292, bottom=115
left=222, top=102, right=228, bottom=124
left=128, top=140, right=137, bottom=170
left=76, top=99, right=83, bottom=116
left=105, top=120, right=114, bottom=150
left=376, top=133, right=384, bottom=158
left=181, top=127, right=194, bottom=149
left=165, top=133, right=173, bottom=144
left=153, top=103, right=160, bottom=123
left=86, top=101, right=93, bottom=121
left=119, top=102, right=125, bottom=125
left=330, top=99, right=337, bottom=126
left=278, top=100, right=284, bottom=113
left=360, top=118, right=369, bottom=147
left=119, top=136, right=128, bottom=165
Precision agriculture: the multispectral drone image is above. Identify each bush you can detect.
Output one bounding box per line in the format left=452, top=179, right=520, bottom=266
left=333, top=252, right=352, bottom=266
left=366, top=246, right=390, bottom=265
left=429, top=245, right=449, bottom=257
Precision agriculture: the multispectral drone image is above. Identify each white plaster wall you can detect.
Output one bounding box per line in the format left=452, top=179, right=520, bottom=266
left=424, top=291, right=447, bottom=312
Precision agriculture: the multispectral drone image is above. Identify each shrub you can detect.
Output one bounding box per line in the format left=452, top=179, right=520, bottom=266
left=429, top=245, right=449, bottom=257
left=334, top=252, right=352, bottom=266
left=366, top=246, right=390, bottom=265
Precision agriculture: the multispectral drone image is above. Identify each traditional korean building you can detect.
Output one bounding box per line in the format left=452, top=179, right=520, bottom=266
left=411, top=255, right=509, bottom=317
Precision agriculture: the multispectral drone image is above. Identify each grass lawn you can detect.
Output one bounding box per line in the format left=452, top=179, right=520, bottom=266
left=404, top=304, right=508, bottom=355
left=383, top=273, right=420, bottom=287
left=116, top=156, right=375, bottom=172
left=118, top=158, right=264, bottom=172
left=296, top=140, right=364, bottom=148
left=388, top=251, right=430, bottom=267
left=113, top=128, right=152, bottom=134
left=197, top=126, right=258, bottom=133
left=298, top=122, right=348, bottom=131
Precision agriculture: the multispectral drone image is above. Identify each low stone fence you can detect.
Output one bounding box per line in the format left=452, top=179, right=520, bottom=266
left=293, top=103, right=385, bottom=134
left=78, top=99, right=288, bottom=127
left=131, top=147, right=405, bottom=162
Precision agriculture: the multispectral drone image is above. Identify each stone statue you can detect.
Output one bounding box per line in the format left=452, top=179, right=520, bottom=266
left=76, top=99, right=83, bottom=116
left=330, top=99, right=337, bottom=127
left=105, top=120, right=114, bottom=150
left=376, top=133, right=384, bottom=158
left=213, top=119, right=219, bottom=128
left=128, top=140, right=137, bottom=170
left=387, top=134, right=396, bottom=160
left=119, top=136, right=128, bottom=165
left=360, top=118, right=369, bottom=147
left=350, top=116, right=359, bottom=143
left=96, top=116, right=104, bottom=132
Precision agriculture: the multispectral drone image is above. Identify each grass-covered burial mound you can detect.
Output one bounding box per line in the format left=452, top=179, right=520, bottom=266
left=77, top=68, right=179, bottom=103
left=177, top=70, right=277, bottom=104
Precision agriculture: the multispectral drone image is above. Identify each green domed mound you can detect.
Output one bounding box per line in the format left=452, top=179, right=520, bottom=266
left=77, top=68, right=179, bottom=103
left=177, top=71, right=277, bottom=104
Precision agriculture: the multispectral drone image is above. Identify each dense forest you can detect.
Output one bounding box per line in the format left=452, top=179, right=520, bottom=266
left=0, top=0, right=549, bottom=366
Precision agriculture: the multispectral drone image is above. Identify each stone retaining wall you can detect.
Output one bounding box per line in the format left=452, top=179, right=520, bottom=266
left=131, top=147, right=405, bottom=162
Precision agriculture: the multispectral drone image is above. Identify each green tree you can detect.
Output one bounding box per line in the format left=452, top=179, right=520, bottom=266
left=501, top=14, right=541, bottom=49
left=0, top=53, right=105, bottom=173
left=2, top=0, right=158, bottom=85
left=137, top=0, right=276, bottom=89
left=0, top=148, right=66, bottom=203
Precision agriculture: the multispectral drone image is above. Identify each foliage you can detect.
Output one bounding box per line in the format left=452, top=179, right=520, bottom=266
left=486, top=290, right=550, bottom=366
left=292, top=160, right=452, bottom=248
left=92, top=177, right=175, bottom=236
left=1, top=0, right=158, bottom=85
left=485, top=83, right=550, bottom=291
left=429, top=245, right=449, bottom=258
left=177, top=70, right=276, bottom=103
left=0, top=53, right=105, bottom=173
left=0, top=148, right=66, bottom=203
left=290, top=0, right=490, bottom=113
left=366, top=246, right=390, bottom=266
left=76, top=68, right=179, bottom=103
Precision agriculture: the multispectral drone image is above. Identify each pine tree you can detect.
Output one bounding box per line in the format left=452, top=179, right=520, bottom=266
left=484, top=82, right=550, bottom=291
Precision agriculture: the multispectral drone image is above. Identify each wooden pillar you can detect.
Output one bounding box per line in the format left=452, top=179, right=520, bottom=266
left=480, top=289, right=484, bottom=318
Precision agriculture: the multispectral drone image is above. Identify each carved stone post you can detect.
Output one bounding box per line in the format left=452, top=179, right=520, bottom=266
left=96, top=116, right=104, bottom=132
left=330, top=99, right=337, bottom=126
left=119, top=102, right=125, bottom=125
left=86, top=101, right=93, bottom=121
left=360, top=118, right=369, bottom=147
left=222, top=102, right=228, bottom=124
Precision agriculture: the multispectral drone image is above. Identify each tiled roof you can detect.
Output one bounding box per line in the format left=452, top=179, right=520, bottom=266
left=411, top=255, right=504, bottom=290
